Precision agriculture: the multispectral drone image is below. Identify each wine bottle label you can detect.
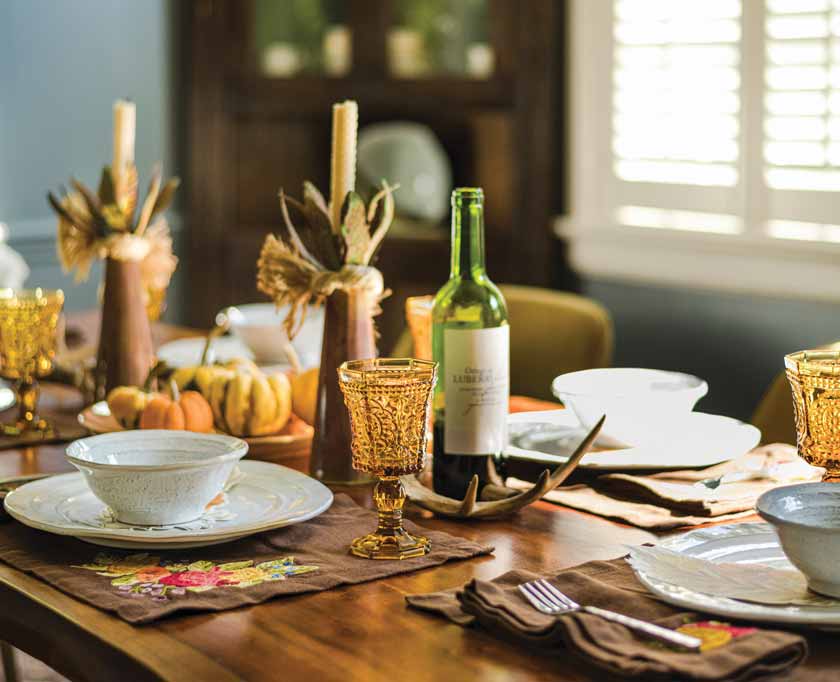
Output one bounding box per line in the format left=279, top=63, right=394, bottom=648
left=443, top=326, right=509, bottom=455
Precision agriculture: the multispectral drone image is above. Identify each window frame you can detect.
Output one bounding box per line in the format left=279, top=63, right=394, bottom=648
left=559, top=0, right=840, bottom=301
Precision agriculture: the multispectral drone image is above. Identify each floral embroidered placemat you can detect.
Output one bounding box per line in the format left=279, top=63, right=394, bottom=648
left=0, top=494, right=493, bottom=624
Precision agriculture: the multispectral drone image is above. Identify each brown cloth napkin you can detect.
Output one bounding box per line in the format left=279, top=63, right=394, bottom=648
left=407, top=558, right=807, bottom=682
left=510, top=444, right=819, bottom=530
left=0, top=494, right=492, bottom=624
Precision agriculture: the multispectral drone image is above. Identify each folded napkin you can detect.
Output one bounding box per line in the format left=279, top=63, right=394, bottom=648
left=407, top=558, right=807, bottom=682
left=508, top=444, right=821, bottom=530
left=0, top=494, right=492, bottom=624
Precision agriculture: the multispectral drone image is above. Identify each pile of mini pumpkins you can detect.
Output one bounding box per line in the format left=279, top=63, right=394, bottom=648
left=107, top=359, right=317, bottom=438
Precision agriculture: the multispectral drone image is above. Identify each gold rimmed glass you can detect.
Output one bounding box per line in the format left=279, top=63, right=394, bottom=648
left=785, top=349, right=840, bottom=482
left=338, top=358, right=437, bottom=560
left=0, top=288, right=65, bottom=436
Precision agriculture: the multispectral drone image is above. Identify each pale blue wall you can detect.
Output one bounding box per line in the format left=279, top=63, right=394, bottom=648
left=0, top=0, right=184, bottom=318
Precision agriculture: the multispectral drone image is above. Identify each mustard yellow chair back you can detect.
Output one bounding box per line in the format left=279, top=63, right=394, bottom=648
left=391, top=285, right=613, bottom=401
left=499, top=285, right=613, bottom=400
left=751, top=373, right=795, bottom=445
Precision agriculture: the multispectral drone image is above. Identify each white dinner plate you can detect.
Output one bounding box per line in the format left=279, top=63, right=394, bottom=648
left=0, top=382, right=14, bottom=412
left=506, top=410, right=760, bottom=470
left=631, top=523, right=840, bottom=628
left=4, top=460, right=333, bottom=549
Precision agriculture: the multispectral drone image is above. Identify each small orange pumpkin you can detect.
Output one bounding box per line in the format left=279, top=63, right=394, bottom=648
left=139, top=381, right=214, bottom=433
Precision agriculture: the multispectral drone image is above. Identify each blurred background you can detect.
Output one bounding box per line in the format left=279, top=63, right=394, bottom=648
left=2, top=0, right=840, bottom=421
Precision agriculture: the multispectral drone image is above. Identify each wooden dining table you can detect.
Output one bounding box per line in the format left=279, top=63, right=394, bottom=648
left=0, top=316, right=838, bottom=682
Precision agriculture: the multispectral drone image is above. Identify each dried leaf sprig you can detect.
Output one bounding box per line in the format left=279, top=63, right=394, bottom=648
left=47, top=164, right=180, bottom=282
left=257, top=180, right=397, bottom=337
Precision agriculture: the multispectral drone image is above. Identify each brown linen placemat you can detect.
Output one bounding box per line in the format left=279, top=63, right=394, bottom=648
left=509, top=444, right=817, bottom=530
left=407, top=559, right=807, bottom=682
left=0, top=494, right=492, bottom=624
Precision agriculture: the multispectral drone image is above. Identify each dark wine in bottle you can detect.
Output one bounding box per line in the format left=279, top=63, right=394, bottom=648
left=431, top=188, right=509, bottom=499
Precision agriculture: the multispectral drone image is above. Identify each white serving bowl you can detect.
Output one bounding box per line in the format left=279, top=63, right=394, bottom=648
left=66, top=430, right=248, bottom=526
left=757, top=482, right=840, bottom=598
left=219, top=303, right=324, bottom=367
left=551, top=368, right=708, bottom=448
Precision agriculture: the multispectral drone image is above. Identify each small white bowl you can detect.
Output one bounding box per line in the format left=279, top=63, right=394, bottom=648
left=551, top=368, right=708, bottom=448
left=757, top=482, right=840, bottom=598
left=219, top=303, right=324, bottom=367
left=66, top=431, right=248, bottom=526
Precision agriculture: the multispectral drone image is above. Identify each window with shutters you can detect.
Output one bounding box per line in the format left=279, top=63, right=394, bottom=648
left=560, top=0, right=840, bottom=300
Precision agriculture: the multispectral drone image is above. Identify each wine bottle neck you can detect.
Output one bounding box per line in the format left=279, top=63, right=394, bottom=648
left=450, top=188, right=486, bottom=280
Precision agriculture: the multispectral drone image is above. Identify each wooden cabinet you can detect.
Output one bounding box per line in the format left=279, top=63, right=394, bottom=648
left=184, top=0, right=565, bottom=350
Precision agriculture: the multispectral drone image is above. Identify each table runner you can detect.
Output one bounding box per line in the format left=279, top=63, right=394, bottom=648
left=0, top=494, right=492, bottom=624
left=407, top=558, right=808, bottom=682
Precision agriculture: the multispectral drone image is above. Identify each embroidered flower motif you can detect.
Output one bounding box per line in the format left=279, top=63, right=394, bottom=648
left=73, top=553, right=318, bottom=601
left=159, top=568, right=233, bottom=590
left=676, top=620, right=759, bottom=652
left=135, top=566, right=171, bottom=583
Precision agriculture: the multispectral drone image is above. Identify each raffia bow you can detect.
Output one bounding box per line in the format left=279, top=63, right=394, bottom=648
left=256, top=180, right=396, bottom=338
left=257, top=234, right=388, bottom=338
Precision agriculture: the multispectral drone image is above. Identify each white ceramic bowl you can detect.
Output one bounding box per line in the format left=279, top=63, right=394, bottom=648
left=219, top=303, right=324, bottom=367
left=757, top=482, right=840, bottom=598
left=66, top=430, right=248, bottom=526
left=551, top=368, right=708, bottom=448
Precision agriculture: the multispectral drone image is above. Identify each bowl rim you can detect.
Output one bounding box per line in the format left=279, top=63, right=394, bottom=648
left=221, top=302, right=324, bottom=328
left=756, top=482, right=840, bottom=532
left=551, top=367, right=708, bottom=400
left=66, top=430, right=248, bottom=472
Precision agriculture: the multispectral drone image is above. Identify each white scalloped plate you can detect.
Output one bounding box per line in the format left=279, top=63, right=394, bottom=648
left=631, top=522, right=840, bottom=627
left=507, top=410, right=760, bottom=470
left=4, top=460, right=332, bottom=550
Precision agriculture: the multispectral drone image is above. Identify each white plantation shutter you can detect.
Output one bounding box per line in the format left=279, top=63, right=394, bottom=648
left=565, top=0, right=840, bottom=298
left=610, top=0, right=743, bottom=231
left=764, top=0, right=840, bottom=240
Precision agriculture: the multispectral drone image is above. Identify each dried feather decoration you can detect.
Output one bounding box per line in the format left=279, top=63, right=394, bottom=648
left=257, top=179, right=396, bottom=339
left=48, top=163, right=180, bottom=297
left=257, top=100, right=398, bottom=338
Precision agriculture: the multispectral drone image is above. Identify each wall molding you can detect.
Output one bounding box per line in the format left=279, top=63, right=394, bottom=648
left=557, top=219, right=840, bottom=303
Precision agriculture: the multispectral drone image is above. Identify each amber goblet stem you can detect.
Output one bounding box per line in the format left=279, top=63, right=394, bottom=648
left=351, top=475, right=430, bottom=560
left=373, top=476, right=407, bottom=537
left=3, top=376, right=50, bottom=436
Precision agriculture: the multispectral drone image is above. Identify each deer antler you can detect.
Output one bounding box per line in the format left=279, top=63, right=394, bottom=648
left=402, top=415, right=604, bottom=519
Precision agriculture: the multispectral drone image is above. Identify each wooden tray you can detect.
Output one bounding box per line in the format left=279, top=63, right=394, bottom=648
left=78, top=402, right=313, bottom=464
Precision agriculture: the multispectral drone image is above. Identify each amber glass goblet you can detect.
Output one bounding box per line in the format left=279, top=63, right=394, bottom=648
left=785, top=349, right=840, bottom=482
left=338, top=358, right=437, bottom=560
left=0, top=289, right=65, bottom=436
left=405, top=295, right=433, bottom=361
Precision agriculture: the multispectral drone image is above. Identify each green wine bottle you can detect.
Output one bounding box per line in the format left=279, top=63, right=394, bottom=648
left=432, top=188, right=509, bottom=499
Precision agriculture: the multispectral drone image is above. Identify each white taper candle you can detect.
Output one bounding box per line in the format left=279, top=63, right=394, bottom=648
left=112, top=99, right=136, bottom=183
left=329, top=100, right=358, bottom=234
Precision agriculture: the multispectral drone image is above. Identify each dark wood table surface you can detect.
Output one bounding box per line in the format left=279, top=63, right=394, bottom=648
left=0, top=319, right=837, bottom=682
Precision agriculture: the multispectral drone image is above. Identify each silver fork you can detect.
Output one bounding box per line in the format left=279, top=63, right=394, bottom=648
left=518, top=579, right=702, bottom=651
